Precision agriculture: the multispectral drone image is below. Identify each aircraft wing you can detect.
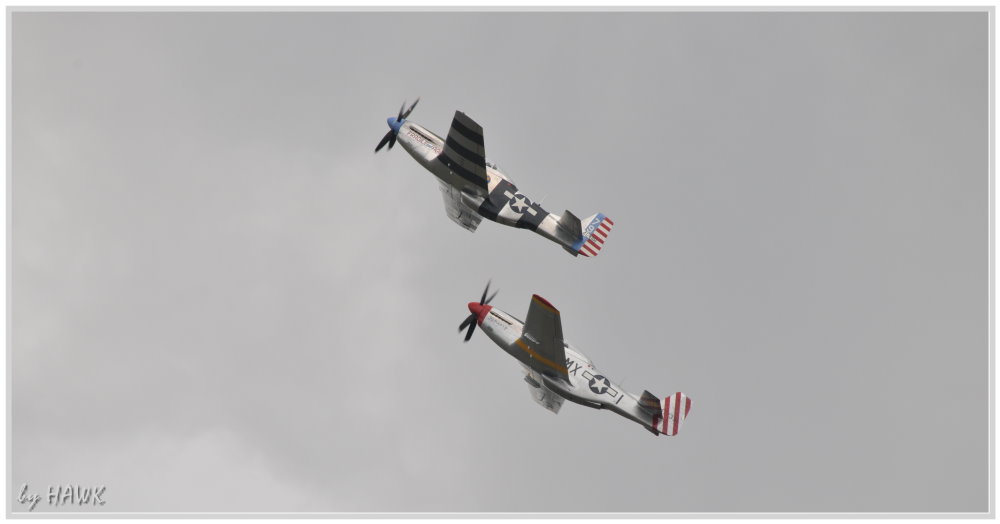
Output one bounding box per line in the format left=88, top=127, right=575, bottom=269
left=439, top=111, right=489, bottom=195
left=515, top=295, right=570, bottom=381
left=438, top=183, right=482, bottom=232
left=523, top=368, right=564, bottom=414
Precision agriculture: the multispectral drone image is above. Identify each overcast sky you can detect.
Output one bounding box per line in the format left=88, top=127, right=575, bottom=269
left=10, top=10, right=990, bottom=515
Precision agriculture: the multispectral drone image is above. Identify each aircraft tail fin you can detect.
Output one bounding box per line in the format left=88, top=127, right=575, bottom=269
left=571, top=213, right=614, bottom=257
left=658, top=392, right=692, bottom=436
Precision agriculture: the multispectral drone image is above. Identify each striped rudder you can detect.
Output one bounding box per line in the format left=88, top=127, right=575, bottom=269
left=660, top=392, right=692, bottom=436
left=572, top=213, right=614, bottom=257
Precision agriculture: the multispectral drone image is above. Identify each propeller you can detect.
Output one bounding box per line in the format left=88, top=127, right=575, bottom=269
left=374, top=98, right=420, bottom=153
left=401, top=98, right=419, bottom=119
left=459, top=280, right=498, bottom=342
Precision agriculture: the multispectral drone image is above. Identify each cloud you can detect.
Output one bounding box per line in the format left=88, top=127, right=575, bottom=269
left=11, top=10, right=989, bottom=514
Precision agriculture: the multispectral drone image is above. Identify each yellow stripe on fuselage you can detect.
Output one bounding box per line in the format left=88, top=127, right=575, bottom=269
left=514, top=339, right=568, bottom=376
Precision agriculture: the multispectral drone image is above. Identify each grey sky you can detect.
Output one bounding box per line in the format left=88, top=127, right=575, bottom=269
left=10, top=11, right=990, bottom=514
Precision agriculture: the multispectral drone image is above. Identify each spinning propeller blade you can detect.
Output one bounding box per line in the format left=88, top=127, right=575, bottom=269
left=464, top=320, right=476, bottom=342
left=374, top=131, right=393, bottom=153
left=402, top=98, right=419, bottom=119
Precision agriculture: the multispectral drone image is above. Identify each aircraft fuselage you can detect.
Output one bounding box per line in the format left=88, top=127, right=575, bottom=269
left=395, top=121, right=580, bottom=248
left=474, top=303, right=662, bottom=433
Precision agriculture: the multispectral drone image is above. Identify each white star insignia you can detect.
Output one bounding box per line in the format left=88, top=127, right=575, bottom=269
left=511, top=195, right=530, bottom=213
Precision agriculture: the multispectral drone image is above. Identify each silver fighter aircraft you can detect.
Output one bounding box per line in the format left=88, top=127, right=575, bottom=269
left=458, top=282, right=692, bottom=437
left=375, top=99, right=613, bottom=257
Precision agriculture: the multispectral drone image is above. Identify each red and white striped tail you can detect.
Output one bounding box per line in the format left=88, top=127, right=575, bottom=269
left=575, top=213, right=614, bottom=257
left=661, top=392, right=692, bottom=436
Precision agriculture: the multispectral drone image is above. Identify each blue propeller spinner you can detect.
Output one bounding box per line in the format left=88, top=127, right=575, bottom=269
left=374, top=98, right=419, bottom=153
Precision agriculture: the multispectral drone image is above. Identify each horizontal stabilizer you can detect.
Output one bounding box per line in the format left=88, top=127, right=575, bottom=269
left=556, top=210, right=583, bottom=244
left=638, top=390, right=661, bottom=417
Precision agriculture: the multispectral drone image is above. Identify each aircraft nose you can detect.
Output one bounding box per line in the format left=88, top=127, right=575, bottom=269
left=467, top=302, right=491, bottom=325
left=387, top=116, right=403, bottom=134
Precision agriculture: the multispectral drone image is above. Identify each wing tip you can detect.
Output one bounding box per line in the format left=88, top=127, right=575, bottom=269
left=531, top=294, right=558, bottom=314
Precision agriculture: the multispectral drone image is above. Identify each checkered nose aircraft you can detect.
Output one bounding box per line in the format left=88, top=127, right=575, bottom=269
left=374, top=99, right=613, bottom=257
left=458, top=282, right=692, bottom=436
